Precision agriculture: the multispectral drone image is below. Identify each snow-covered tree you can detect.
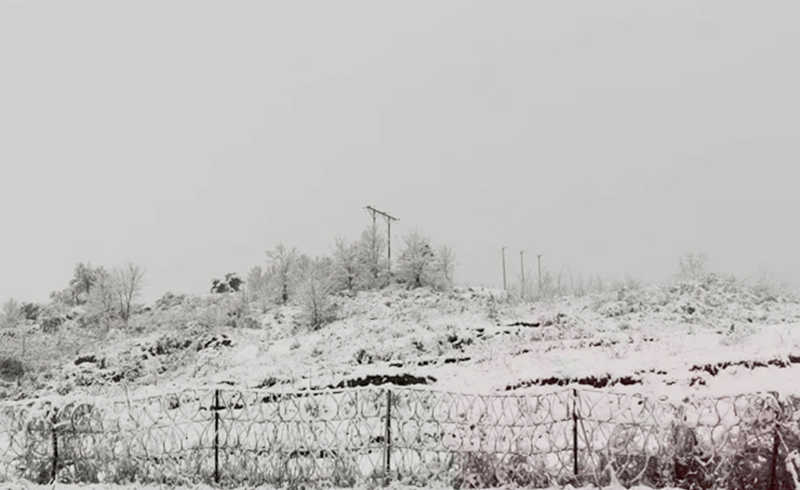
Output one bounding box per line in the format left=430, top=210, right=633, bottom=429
left=266, top=244, right=298, bottom=304
left=298, top=257, right=336, bottom=329
left=85, top=269, right=117, bottom=326
left=332, top=238, right=360, bottom=292
left=435, top=245, right=456, bottom=290
left=677, top=252, right=708, bottom=281
left=397, top=231, right=437, bottom=288
left=69, top=262, right=102, bottom=304
left=357, top=224, right=387, bottom=289
left=246, top=266, right=271, bottom=307
left=0, top=298, right=22, bottom=330
left=113, top=263, right=145, bottom=325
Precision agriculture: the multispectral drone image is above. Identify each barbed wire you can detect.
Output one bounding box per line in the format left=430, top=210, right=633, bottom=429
left=0, top=386, right=798, bottom=488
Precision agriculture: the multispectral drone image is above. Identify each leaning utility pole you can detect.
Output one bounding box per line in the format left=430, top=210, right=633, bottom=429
left=365, top=205, right=398, bottom=274
left=501, top=247, right=507, bottom=291
left=520, top=250, right=526, bottom=300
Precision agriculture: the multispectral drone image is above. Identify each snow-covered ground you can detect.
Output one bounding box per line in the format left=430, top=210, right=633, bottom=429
left=17, top=275, right=800, bottom=404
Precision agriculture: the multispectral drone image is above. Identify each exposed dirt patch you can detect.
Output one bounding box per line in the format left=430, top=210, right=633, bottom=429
left=507, top=321, right=541, bottom=328
left=196, top=334, right=233, bottom=351
left=329, top=373, right=435, bottom=389
left=689, top=355, right=800, bottom=376
left=74, top=354, right=100, bottom=366
left=505, top=374, right=641, bottom=391
left=389, top=356, right=471, bottom=368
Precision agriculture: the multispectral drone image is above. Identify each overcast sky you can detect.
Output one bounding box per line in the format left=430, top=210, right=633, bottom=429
left=2, top=1, right=799, bottom=304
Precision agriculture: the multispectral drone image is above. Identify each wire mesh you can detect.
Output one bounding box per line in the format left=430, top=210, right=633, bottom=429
left=0, top=386, right=798, bottom=488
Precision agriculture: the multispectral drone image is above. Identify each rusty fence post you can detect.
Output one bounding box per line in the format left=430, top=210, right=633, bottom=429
left=572, top=389, right=579, bottom=478
left=214, top=389, right=221, bottom=484
left=383, top=388, right=392, bottom=487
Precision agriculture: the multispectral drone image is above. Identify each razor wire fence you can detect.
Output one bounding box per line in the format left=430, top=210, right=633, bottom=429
left=0, top=386, right=799, bottom=489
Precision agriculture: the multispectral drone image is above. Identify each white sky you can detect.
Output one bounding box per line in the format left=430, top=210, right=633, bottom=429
left=1, top=1, right=799, bottom=304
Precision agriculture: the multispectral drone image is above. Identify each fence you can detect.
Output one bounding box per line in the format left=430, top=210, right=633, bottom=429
left=0, top=385, right=799, bottom=489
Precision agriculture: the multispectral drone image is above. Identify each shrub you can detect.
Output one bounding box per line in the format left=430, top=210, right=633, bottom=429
left=0, top=356, right=25, bottom=381
left=154, top=291, right=187, bottom=310
left=449, top=452, right=549, bottom=489
left=20, top=302, right=43, bottom=322
left=211, top=272, right=243, bottom=294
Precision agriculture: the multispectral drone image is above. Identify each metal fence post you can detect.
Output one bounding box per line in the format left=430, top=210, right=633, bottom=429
left=383, top=388, right=392, bottom=487
left=214, top=389, right=221, bottom=484
left=572, top=389, right=579, bottom=478
left=51, top=411, right=59, bottom=483
left=769, top=393, right=781, bottom=490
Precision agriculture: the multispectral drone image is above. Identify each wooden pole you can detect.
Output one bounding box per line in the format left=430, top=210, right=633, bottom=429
left=501, top=247, right=507, bottom=291
left=365, top=206, right=398, bottom=279
left=537, top=254, right=543, bottom=294
left=387, top=219, right=392, bottom=274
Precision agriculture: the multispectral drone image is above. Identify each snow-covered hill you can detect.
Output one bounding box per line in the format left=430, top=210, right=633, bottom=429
left=10, top=274, right=800, bottom=404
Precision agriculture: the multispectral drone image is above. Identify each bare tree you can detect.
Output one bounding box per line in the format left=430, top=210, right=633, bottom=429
left=357, top=223, right=386, bottom=289
left=266, top=244, right=298, bottom=304
left=86, top=269, right=117, bottom=327
left=113, top=263, right=145, bottom=325
left=298, top=257, right=336, bottom=329
left=332, top=238, right=360, bottom=292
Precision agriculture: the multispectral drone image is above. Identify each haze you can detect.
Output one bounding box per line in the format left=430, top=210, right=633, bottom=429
left=2, top=1, right=799, bottom=304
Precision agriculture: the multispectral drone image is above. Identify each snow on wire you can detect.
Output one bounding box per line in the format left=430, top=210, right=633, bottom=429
left=0, top=386, right=798, bottom=489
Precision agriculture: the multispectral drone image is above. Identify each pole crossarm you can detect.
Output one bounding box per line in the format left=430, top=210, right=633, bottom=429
left=365, top=205, right=398, bottom=223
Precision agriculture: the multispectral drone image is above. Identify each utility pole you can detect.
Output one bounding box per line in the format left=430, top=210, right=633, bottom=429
left=520, top=250, right=526, bottom=300
left=537, top=254, right=543, bottom=294
left=501, top=247, right=507, bottom=291
left=365, top=205, right=398, bottom=274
